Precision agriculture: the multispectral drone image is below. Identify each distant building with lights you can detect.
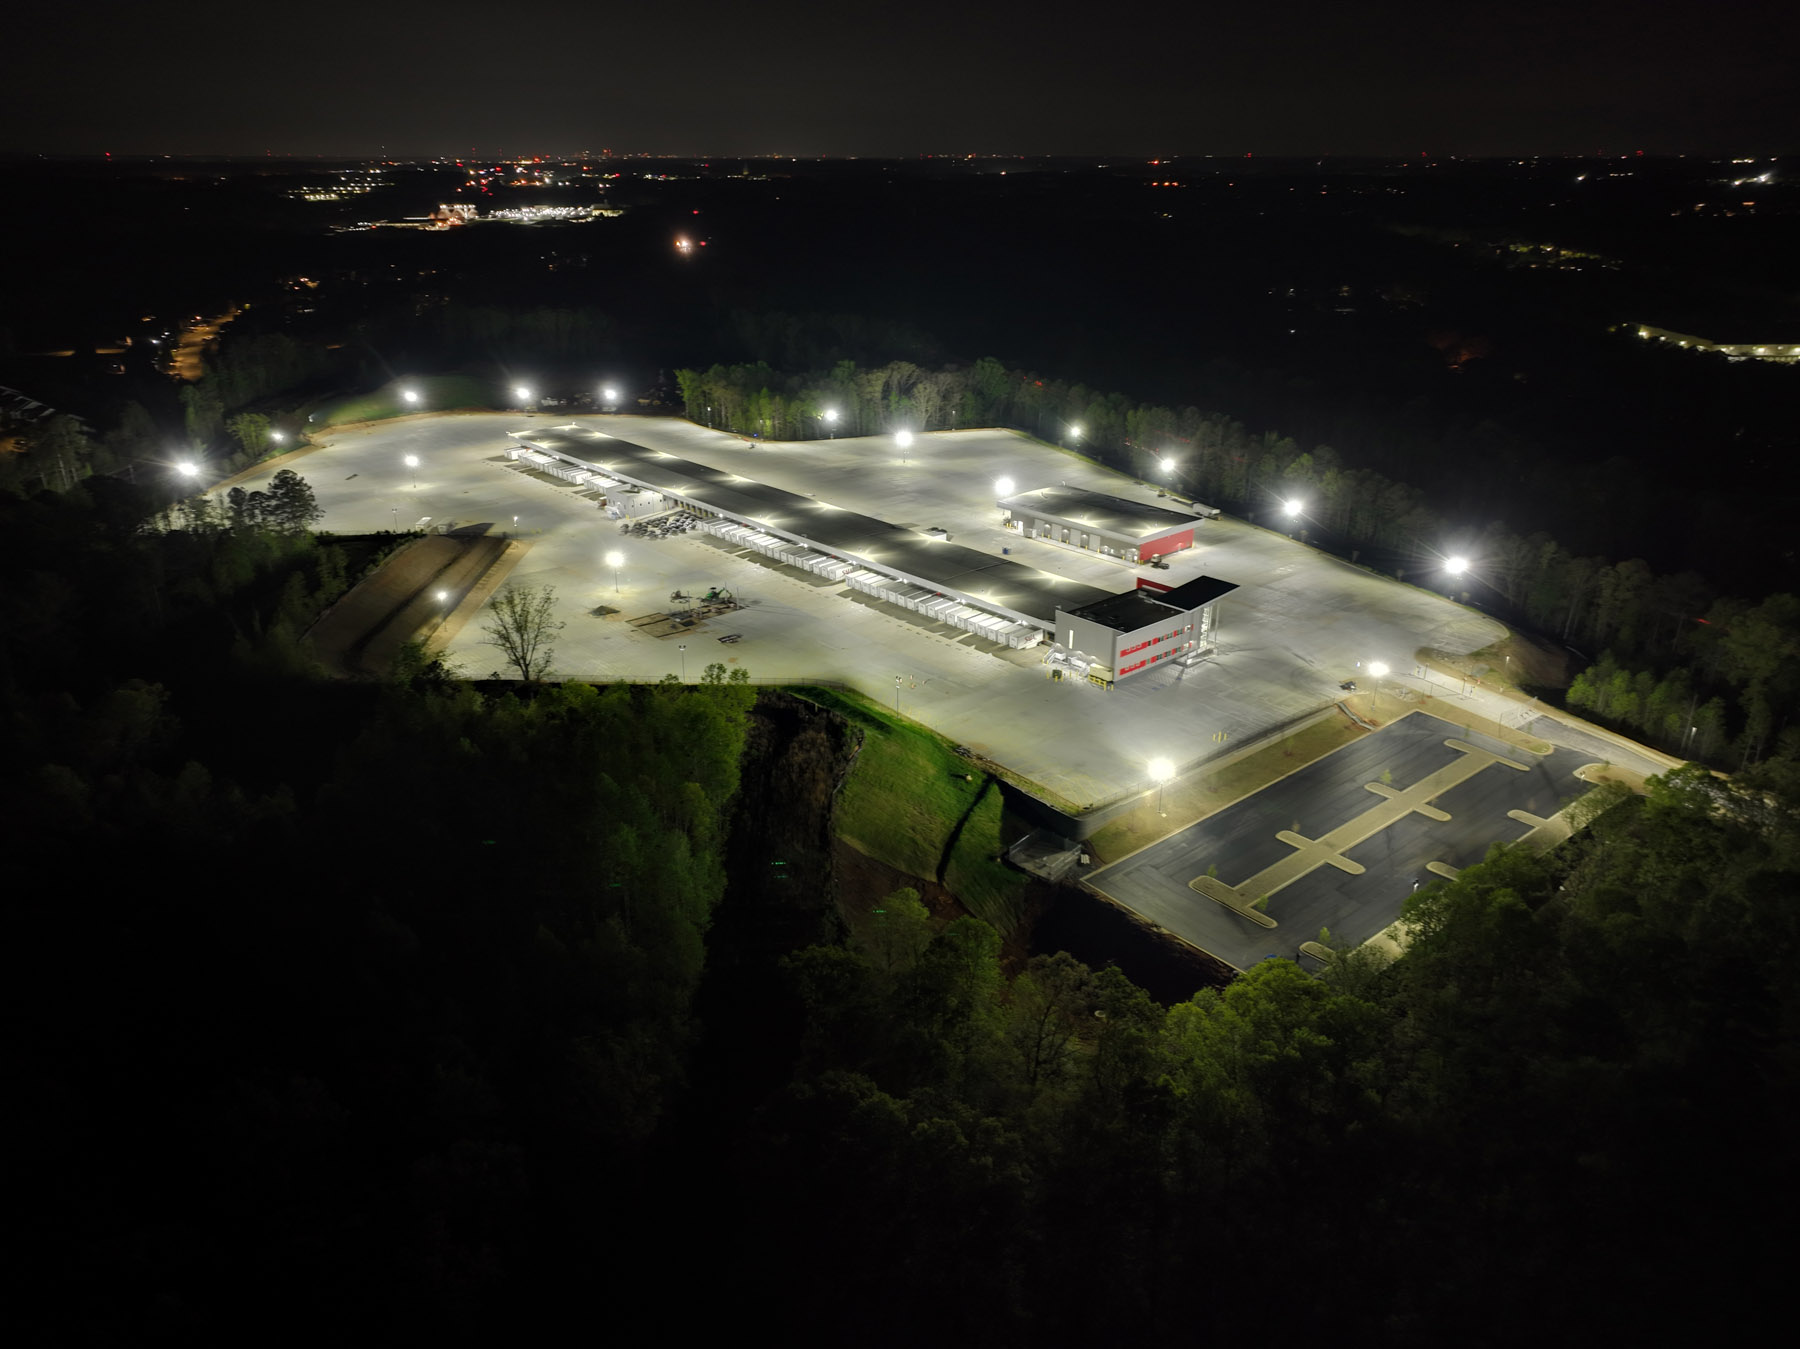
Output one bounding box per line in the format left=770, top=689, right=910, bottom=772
left=1632, top=324, right=1799, bottom=363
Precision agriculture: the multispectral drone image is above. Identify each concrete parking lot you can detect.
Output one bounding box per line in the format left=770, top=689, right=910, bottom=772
left=224, top=413, right=1505, bottom=807
left=1086, top=712, right=1593, bottom=969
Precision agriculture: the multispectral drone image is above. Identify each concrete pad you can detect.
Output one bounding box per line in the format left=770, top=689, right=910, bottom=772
left=217, top=415, right=1507, bottom=806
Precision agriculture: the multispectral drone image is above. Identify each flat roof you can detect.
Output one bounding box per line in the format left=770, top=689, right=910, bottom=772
left=1064, top=575, right=1239, bottom=633
left=1000, top=484, right=1200, bottom=540
left=519, top=427, right=1116, bottom=626
left=1158, top=575, right=1239, bottom=608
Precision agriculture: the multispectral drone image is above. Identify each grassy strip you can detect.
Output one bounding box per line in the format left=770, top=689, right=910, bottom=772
left=1089, top=715, right=1369, bottom=863
left=795, top=685, right=988, bottom=884
left=944, top=781, right=1028, bottom=933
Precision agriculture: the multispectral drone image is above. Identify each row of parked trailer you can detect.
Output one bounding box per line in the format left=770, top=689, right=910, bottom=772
left=700, top=519, right=1042, bottom=650
left=507, top=447, right=649, bottom=506
left=505, top=445, right=1042, bottom=651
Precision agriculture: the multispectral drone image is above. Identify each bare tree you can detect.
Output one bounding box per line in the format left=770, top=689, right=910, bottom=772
left=481, top=585, right=565, bottom=682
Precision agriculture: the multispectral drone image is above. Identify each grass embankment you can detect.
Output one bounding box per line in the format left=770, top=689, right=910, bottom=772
left=303, top=376, right=495, bottom=429
left=797, top=686, right=1027, bottom=932
left=1088, top=714, right=1368, bottom=863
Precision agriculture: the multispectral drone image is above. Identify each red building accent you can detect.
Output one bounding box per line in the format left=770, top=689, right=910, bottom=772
left=1137, top=527, right=1194, bottom=559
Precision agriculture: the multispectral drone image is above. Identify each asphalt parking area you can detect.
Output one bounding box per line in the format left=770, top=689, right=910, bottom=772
left=1086, top=711, right=1594, bottom=968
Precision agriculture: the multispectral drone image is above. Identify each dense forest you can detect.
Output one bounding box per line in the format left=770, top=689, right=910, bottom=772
left=6, top=469, right=1796, bottom=1343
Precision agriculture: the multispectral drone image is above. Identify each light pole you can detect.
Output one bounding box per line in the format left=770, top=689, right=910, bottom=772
left=1067, top=422, right=1083, bottom=448
left=895, top=674, right=902, bottom=715
left=1149, top=757, right=1174, bottom=816
left=823, top=407, right=838, bottom=439
left=391, top=506, right=398, bottom=530
left=436, top=589, right=450, bottom=625
left=602, top=385, right=619, bottom=409
left=1282, top=498, right=1304, bottom=537
left=1444, top=555, right=1472, bottom=601
left=606, top=549, right=623, bottom=593
left=1369, top=660, right=1390, bottom=701
left=995, top=476, right=1015, bottom=522
left=405, top=454, right=419, bottom=489
left=679, top=643, right=688, bottom=681
left=896, top=429, right=913, bottom=464
left=515, top=385, right=532, bottom=410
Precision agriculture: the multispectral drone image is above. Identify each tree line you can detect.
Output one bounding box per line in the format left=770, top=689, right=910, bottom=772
left=728, top=764, right=1796, bottom=1343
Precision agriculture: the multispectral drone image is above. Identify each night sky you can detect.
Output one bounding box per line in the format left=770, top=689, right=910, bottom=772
left=10, top=0, right=1798, bottom=157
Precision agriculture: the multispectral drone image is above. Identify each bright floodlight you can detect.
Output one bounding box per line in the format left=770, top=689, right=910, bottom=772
left=176, top=461, right=199, bottom=478
left=1282, top=498, right=1303, bottom=517
left=515, top=386, right=532, bottom=402
left=1069, top=423, right=1083, bottom=438
left=1148, top=757, right=1175, bottom=783
left=1446, top=555, right=1470, bottom=575
left=896, top=429, right=914, bottom=448
left=402, top=389, right=420, bottom=404
left=405, top=454, right=420, bottom=469
left=270, top=431, right=285, bottom=443
left=605, top=550, right=623, bottom=568
left=436, top=590, right=449, bottom=604
left=603, top=386, right=618, bottom=402
left=823, top=408, right=838, bottom=422
left=1369, top=661, right=1390, bottom=678
left=1159, top=456, right=1175, bottom=475
left=995, top=476, right=1015, bottom=497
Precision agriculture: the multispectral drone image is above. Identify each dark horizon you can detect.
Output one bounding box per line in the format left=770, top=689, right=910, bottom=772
left=14, top=0, right=1798, bottom=160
